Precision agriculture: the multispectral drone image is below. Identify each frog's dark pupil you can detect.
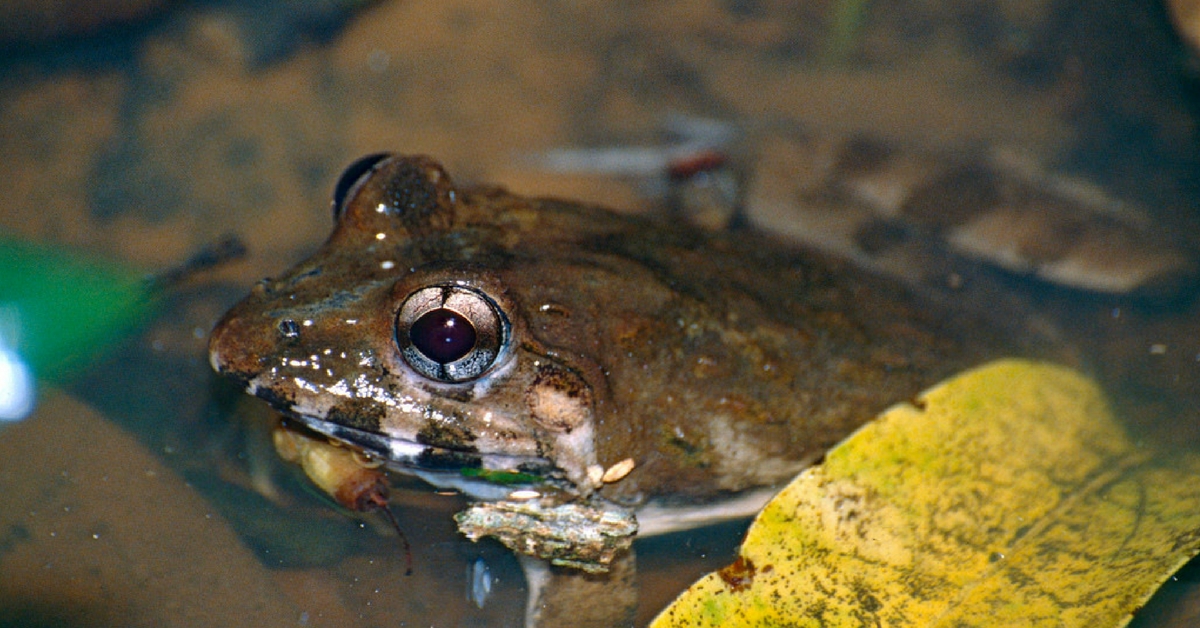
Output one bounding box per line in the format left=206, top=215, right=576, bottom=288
left=410, top=308, right=477, bottom=364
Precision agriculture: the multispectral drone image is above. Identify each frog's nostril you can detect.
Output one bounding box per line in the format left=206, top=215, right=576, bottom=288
left=277, top=318, right=302, bottom=340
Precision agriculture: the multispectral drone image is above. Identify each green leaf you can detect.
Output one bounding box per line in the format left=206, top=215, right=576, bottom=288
left=460, top=467, right=543, bottom=485
left=651, top=359, right=1200, bottom=627
left=0, top=238, right=155, bottom=381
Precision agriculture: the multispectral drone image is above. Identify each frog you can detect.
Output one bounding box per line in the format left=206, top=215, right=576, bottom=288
left=208, top=153, right=1023, bottom=623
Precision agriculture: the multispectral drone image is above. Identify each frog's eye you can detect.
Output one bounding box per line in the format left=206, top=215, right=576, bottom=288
left=396, top=286, right=507, bottom=383
left=332, top=153, right=391, bottom=219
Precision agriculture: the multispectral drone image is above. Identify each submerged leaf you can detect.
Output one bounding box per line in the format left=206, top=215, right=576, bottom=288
left=652, top=359, right=1200, bottom=627
left=0, top=238, right=155, bottom=381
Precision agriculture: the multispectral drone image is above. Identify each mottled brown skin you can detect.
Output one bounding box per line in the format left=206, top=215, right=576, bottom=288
left=209, top=154, right=1014, bottom=510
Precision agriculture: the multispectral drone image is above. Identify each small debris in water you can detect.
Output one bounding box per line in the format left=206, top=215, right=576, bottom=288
left=467, top=557, right=493, bottom=609
left=601, top=458, right=636, bottom=483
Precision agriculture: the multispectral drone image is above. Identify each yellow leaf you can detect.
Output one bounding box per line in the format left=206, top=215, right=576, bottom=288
left=651, top=359, right=1200, bottom=627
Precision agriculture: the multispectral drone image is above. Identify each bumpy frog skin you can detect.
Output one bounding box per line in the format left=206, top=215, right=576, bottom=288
left=209, top=154, right=1011, bottom=533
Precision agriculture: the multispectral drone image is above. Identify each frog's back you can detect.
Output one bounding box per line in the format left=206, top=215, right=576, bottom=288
left=456, top=185, right=1025, bottom=503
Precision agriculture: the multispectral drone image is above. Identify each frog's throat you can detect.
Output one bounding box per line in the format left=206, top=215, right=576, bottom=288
left=291, top=415, right=559, bottom=500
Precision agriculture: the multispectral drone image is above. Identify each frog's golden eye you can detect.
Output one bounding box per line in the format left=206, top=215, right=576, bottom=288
left=395, top=286, right=507, bottom=383
left=332, top=153, right=391, bottom=220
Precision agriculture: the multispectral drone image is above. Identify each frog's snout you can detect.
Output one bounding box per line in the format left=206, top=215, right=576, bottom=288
left=207, top=312, right=243, bottom=379
left=208, top=304, right=273, bottom=384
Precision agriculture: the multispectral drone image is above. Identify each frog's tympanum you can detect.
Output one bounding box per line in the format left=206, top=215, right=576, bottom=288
left=209, top=154, right=1012, bottom=576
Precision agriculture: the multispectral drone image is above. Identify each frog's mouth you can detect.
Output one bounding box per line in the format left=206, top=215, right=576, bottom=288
left=290, top=415, right=561, bottom=501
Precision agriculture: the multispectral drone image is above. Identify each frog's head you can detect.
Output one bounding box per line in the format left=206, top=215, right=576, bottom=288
left=209, top=154, right=602, bottom=500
